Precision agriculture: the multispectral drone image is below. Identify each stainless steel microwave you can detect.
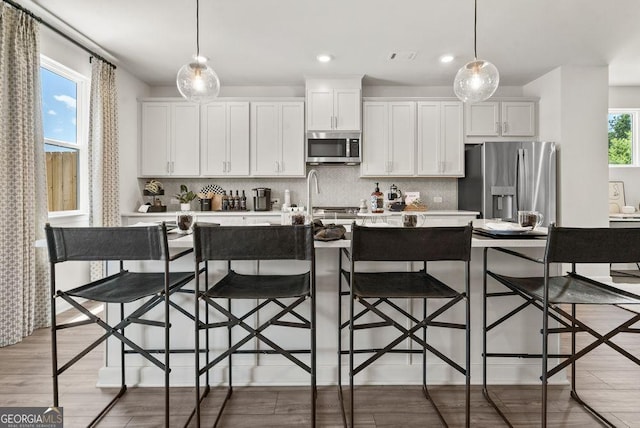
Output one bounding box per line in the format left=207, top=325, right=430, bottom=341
left=306, top=132, right=361, bottom=164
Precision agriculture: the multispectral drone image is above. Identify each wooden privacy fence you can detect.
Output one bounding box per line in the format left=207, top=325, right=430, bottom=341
left=46, top=151, right=77, bottom=211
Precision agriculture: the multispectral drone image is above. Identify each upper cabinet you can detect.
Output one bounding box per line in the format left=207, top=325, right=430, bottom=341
left=361, top=101, right=416, bottom=176
left=465, top=100, right=536, bottom=137
left=306, top=77, right=362, bottom=131
left=417, top=101, right=464, bottom=177
left=201, top=102, right=250, bottom=177
left=251, top=101, right=305, bottom=177
left=140, top=101, right=200, bottom=177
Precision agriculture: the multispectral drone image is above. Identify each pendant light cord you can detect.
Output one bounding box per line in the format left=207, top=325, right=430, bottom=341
left=473, top=0, right=478, bottom=60
left=195, top=0, right=200, bottom=58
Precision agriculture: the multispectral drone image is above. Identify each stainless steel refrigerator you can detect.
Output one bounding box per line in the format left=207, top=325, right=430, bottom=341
left=458, top=141, right=557, bottom=226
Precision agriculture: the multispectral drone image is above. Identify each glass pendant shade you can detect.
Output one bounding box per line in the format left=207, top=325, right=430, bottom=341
left=176, top=58, right=220, bottom=103
left=454, top=59, right=499, bottom=103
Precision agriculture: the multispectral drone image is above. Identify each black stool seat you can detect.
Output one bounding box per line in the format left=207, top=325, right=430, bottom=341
left=205, top=270, right=310, bottom=299
left=67, top=271, right=194, bottom=303
left=343, top=271, right=460, bottom=299
left=491, top=273, right=640, bottom=305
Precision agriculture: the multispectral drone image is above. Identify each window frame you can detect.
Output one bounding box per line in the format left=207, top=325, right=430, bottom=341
left=40, top=55, right=89, bottom=218
left=608, top=108, right=640, bottom=168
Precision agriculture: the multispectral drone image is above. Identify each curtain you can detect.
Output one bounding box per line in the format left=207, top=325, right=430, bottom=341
left=88, top=59, right=120, bottom=280
left=0, top=4, right=50, bottom=347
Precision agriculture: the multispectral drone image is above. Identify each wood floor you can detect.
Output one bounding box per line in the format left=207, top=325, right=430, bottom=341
left=1, top=302, right=639, bottom=427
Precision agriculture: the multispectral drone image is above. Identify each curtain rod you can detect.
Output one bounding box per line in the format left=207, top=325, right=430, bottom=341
left=2, top=0, right=116, bottom=69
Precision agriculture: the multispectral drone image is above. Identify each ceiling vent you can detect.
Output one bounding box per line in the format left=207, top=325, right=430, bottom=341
left=387, top=51, right=417, bottom=61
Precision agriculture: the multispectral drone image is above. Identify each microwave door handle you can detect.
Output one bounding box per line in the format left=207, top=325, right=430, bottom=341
left=345, top=140, right=350, bottom=157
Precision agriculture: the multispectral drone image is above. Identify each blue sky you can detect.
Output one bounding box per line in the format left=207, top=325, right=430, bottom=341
left=41, top=67, right=77, bottom=145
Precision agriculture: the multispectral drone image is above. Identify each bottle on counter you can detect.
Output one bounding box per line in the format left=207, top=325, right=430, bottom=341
left=222, top=191, right=229, bottom=211
left=233, top=190, right=240, bottom=210
left=240, top=190, right=247, bottom=211
left=371, top=182, right=384, bottom=213
left=228, top=189, right=235, bottom=210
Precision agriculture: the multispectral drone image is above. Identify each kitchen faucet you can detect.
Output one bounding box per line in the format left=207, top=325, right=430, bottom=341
left=306, top=169, right=319, bottom=221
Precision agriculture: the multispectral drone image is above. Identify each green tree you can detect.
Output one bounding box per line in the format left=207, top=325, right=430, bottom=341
left=608, top=114, right=632, bottom=164
left=609, top=114, right=631, bottom=141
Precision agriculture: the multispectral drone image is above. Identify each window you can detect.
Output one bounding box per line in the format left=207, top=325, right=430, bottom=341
left=41, top=56, right=88, bottom=213
left=608, top=109, right=639, bottom=166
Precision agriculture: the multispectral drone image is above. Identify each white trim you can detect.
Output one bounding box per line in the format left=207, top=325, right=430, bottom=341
left=40, top=54, right=90, bottom=216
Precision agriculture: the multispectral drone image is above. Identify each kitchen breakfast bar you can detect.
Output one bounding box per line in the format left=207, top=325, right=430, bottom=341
left=94, top=213, right=555, bottom=390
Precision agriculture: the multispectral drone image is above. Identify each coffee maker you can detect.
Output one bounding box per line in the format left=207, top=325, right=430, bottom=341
left=252, top=187, right=271, bottom=211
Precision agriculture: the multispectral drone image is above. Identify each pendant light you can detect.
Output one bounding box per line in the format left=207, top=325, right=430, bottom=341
left=176, top=0, right=220, bottom=103
left=453, top=0, right=499, bottom=103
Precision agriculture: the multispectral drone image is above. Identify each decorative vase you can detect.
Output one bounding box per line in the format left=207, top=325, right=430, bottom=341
left=176, top=210, right=196, bottom=234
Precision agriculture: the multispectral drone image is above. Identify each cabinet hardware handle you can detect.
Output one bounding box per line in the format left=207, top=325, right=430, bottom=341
left=222, top=161, right=226, bottom=173
left=495, top=121, right=500, bottom=134
left=275, top=161, right=279, bottom=172
left=503, top=122, right=508, bottom=134
left=227, top=161, right=231, bottom=172
left=170, top=161, right=174, bottom=174
left=167, top=162, right=170, bottom=173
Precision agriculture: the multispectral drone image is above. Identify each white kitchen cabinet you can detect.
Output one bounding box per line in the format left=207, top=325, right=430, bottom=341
left=305, top=76, right=362, bottom=131
left=417, top=101, right=464, bottom=176
left=140, top=102, right=200, bottom=177
left=465, top=100, right=536, bottom=137
left=251, top=101, right=305, bottom=177
left=201, top=102, right=250, bottom=177
left=361, top=101, right=415, bottom=176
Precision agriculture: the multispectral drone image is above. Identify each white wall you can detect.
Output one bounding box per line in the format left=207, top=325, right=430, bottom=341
left=608, top=86, right=640, bottom=209
left=524, top=66, right=609, bottom=228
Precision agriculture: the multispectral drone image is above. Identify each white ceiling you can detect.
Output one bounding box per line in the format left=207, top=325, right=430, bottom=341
left=18, top=0, right=640, bottom=87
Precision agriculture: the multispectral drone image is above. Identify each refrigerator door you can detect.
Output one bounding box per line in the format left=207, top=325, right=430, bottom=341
left=483, top=142, right=520, bottom=221
left=517, top=141, right=556, bottom=226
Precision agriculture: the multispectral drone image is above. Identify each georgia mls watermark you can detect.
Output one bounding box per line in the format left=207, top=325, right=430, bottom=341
left=0, top=407, right=63, bottom=428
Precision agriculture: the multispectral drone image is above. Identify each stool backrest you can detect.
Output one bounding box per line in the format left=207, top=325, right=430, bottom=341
left=351, top=224, right=473, bottom=262
left=193, top=224, right=314, bottom=262
left=45, top=224, right=168, bottom=263
left=546, top=224, right=640, bottom=264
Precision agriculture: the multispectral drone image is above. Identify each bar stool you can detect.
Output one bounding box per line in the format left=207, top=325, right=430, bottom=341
left=192, top=224, right=316, bottom=427
left=45, top=223, right=194, bottom=427
left=338, top=223, right=472, bottom=427
left=482, top=224, right=640, bottom=427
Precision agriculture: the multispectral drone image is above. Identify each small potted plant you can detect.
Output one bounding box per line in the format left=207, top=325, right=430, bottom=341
left=175, top=184, right=196, bottom=211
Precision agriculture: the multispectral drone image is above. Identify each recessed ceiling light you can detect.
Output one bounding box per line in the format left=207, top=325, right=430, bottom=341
left=440, top=54, right=454, bottom=63
left=317, top=54, right=333, bottom=63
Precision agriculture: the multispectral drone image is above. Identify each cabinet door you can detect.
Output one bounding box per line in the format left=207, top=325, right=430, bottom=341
left=361, top=102, right=388, bottom=176
left=171, top=103, right=200, bottom=176
left=225, top=102, right=250, bottom=176
left=140, top=102, right=171, bottom=176
left=200, top=103, right=227, bottom=176
left=306, top=89, right=333, bottom=131
left=416, top=102, right=440, bottom=175
left=387, top=102, right=415, bottom=176
left=334, top=88, right=361, bottom=131
left=465, top=102, right=500, bottom=136
left=501, top=101, right=536, bottom=136
left=251, top=102, right=280, bottom=176
left=279, top=102, right=305, bottom=176
left=440, top=102, right=464, bottom=176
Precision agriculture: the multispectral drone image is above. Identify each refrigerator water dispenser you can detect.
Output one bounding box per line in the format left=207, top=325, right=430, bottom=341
left=491, top=186, right=515, bottom=221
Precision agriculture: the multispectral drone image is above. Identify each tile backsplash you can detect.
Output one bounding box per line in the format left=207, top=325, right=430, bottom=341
left=138, top=165, right=458, bottom=211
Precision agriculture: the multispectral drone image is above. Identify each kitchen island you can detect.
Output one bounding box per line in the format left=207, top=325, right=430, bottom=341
left=99, top=214, right=554, bottom=389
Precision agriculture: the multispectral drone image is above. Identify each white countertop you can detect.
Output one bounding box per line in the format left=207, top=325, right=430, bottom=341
left=164, top=219, right=547, bottom=249
left=123, top=209, right=479, bottom=217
